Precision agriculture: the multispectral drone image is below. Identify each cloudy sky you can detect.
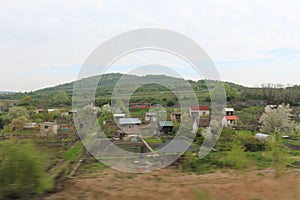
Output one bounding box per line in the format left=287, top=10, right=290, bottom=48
left=1, top=0, right=300, bottom=91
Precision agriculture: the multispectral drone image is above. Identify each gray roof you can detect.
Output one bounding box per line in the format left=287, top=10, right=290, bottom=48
left=119, top=118, right=141, bottom=125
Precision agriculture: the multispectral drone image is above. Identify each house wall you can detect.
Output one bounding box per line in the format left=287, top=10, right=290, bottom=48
left=170, top=114, right=181, bottom=121
left=190, top=110, right=210, bottom=118
left=120, top=124, right=141, bottom=134
left=145, top=115, right=157, bottom=122
left=40, top=123, right=58, bottom=135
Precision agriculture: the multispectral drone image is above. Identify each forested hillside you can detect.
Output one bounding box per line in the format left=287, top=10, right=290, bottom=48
left=0, top=73, right=299, bottom=108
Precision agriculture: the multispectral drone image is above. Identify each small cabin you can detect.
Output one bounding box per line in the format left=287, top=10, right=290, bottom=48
left=170, top=112, right=182, bottom=121
left=145, top=112, right=157, bottom=122
left=190, top=106, right=210, bottom=119
left=40, top=122, right=59, bottom=135
left=158, top=121, right=174, bottom=134
left=222, top=108, right=238, bottom=127
left=119, top=118, right=142, bottom=134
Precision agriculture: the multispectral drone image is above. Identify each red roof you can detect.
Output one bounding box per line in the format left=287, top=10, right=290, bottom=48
left=191, top=106, right=209, bottom=111
left=225, top=116, right=238, bottom=120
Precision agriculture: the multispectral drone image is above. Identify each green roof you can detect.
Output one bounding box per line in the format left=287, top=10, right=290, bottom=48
left=159, top=121, right=173, bottom=127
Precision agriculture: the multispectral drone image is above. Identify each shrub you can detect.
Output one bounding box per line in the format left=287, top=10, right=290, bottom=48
left=222, top=144, right=249, bottom=170
left=240, top=136, right=266, bottom=152
left=0, top=139, right=53, bottom=198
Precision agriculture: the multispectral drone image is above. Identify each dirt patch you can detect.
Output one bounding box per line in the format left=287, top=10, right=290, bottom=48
left=44, top=168, right=300, bottom=200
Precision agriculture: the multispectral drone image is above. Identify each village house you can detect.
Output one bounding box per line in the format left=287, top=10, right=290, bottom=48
left=40, top=122, right=59, bottom=135
left=158, top=121, right=174, bottom=134
left=170, top=112, right=182, bottom=121
left=61, top=109, right=78, bottom=116
left=222, top=108, right=238, bottom=127
left=189, top=106, right=210, bottom=119
left=119, top=118, right=141, bottom=134
left=23, top=122, right=38, bottom=130
left=145, top=112, right=157, bottom=122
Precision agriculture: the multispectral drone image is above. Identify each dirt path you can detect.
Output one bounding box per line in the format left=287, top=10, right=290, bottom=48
left=44, top=168, right=300, bottom=200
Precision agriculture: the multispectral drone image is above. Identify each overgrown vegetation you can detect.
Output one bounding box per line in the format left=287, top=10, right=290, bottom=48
left=0, top=139, right=53, bottom=198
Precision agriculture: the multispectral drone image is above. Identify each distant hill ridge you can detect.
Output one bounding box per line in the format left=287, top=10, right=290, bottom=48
left=0, top=73, right=299, bottom=106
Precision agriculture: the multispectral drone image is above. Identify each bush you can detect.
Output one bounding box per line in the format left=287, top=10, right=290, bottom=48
left=240, top=136, right=266, bottom=152
left=0, top=139, right=53, bottom=198
left=222, top=144, right=249, bottom=170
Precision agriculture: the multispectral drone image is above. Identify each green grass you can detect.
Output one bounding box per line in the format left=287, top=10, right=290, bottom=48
left=63, top=143, right=83, bottom=161
left=82, top=162, right=107, bottom=171
left=144, top=137, right=163, bottom=144
left=282, top=139, right=300, bottom=146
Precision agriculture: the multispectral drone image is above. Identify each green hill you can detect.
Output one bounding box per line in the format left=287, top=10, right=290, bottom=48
left=1, top=73, right=300, bottom=107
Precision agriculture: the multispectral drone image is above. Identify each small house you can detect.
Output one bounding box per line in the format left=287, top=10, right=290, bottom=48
left=190, top=106, right=210, bottom=119
left=145, top=112, right=157, bottom=122
left=40, top=122, right=59, bottom=135
left=158, top=121, right=174, bottom=134
left=23, top=122, right=38, bottom=130
left=224, top=108, right=234, bottom=116
left=222, top=108, right=238, bottom=127
left=170, top=112, right=182, bottom=121
left=119, top=118, right=141, bottom=134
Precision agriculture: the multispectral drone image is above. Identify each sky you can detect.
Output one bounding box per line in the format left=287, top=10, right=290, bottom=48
left=0, top=0, right=300, bottom=92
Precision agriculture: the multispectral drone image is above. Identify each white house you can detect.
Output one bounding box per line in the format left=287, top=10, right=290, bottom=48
left=190, top=106, right=210, bottom=119
left=222, top=108, right=238, bottom=127
left=145, top=112, right=157, bottom=122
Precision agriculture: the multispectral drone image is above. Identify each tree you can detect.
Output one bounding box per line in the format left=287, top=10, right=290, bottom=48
left=19, top=96, right=33, bottom=106
left=0, top=139, right=53, bottom=198
left=7, top=107, right=29, bottom=121
left=261, top=104, right=296, bottom=135
left=260, top=104, right=294, bottom=177
left=0, top=114, right=9, bottom=129
left=224, top=83, right=241, bottom=102
left=11, top=116, right=28, bottom=132
left=166, top=100, right=175, bottom=107
left=53, top=90, right=69, bottom=106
